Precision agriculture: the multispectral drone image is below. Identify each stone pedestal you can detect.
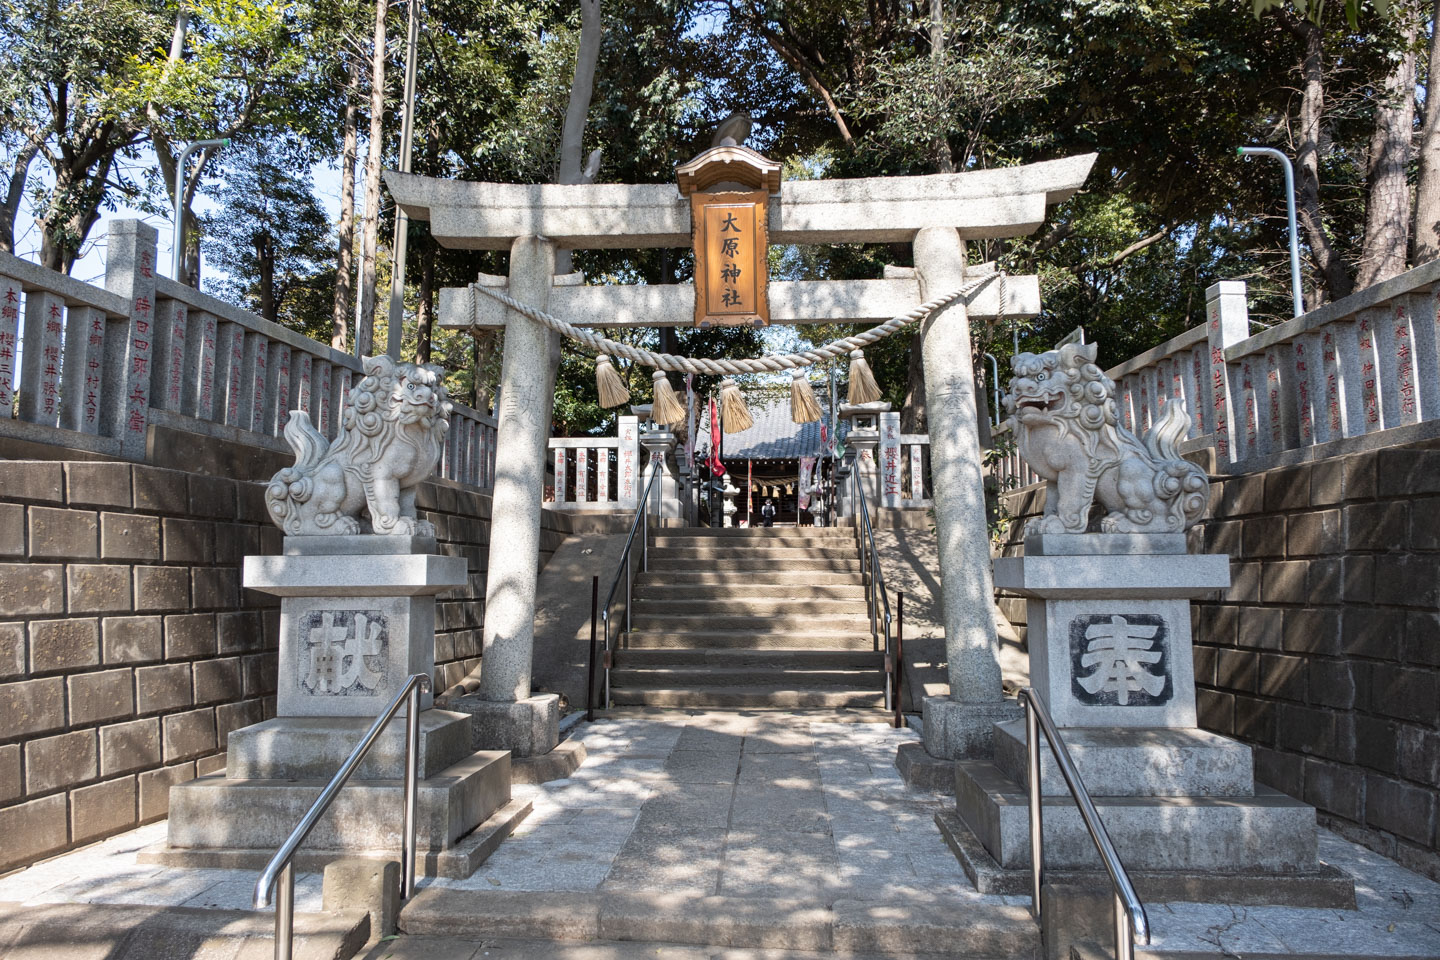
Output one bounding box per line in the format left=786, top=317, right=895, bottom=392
left=640, top=430, right=682, bottom=520
left=946, top=533, right=1345, bottom=901
left=148, top=537, right=528, bottom=878
left=450, top=692, right=560, bottom=758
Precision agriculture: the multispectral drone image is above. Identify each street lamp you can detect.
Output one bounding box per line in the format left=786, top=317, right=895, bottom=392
left=173, top=138, right=230, bottom=282
left=1238, top=146, right=1303, bottom=318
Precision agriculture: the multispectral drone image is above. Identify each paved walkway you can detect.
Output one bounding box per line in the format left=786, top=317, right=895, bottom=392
left=446, top=711, right=995, bottom=906
left=0, top=711, right=1436, bottom=958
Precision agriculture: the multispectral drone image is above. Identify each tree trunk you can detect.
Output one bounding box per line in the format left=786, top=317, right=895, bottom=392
left=415, top=236, right=435, bottom=365
left=1287, top=16, right=1353, bottom=306
left=0, top=142, right=37, bottom=254
left=900, top=329, right=927, bottom=432
left=1415, top=0, right=1440, bottom=263
left=39, top=152, right=113, bottom=274
left=356, top=0, right=389, bottom=357
left=258, top=235, right=277, bottom=321
left=332, top=55, right=362, bottom=351
left=1358, top=4, right=1419, bottom=288
left=539, top=0, right=603, bottom=433
left=929, top=0, right=954, bottom=174
left=472, top=328, right=501, bottom=411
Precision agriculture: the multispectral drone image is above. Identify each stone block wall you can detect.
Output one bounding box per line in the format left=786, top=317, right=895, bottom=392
left=996, top=439, right=1440, bottom=881
left=0, top=460, right=278, bottom=872
left=0, top=458, right=515, bottom=872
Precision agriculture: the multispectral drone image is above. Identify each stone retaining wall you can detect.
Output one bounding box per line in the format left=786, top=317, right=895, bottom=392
left=997, top=438, right=1440, bottom=881
left=0, top=458, right=533, bottom=873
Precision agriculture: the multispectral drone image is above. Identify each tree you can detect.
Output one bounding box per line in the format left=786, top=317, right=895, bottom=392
left=134, top=0, right=318, bottom=287
left=1413, top=0, right=1440, bottom=262
left=333, top=55, right=363, bottom=350
left=0, top=0, right=169, bottom=270
left=354, top=0, right=390, bottom=356
left=200, top=138, right=333, bottom=336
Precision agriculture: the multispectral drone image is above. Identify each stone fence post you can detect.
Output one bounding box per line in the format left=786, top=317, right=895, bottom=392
left=1204, top=281, right=1249, bottom=464
left=103, top=220, right=159, bottom=459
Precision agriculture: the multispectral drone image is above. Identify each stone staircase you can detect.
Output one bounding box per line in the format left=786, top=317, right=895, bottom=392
left=609, top=527, right=887, bottom=709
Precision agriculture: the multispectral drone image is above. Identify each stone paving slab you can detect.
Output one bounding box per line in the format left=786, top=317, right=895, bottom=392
left=0, top=711, right=1435, bottom=960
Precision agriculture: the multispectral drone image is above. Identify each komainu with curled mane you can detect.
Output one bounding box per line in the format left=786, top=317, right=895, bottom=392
left=266, top=355, right=451, bottom=537
left=1002, top=342, right=1208, bottom=534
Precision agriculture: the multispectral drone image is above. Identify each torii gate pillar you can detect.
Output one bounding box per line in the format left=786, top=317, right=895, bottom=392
left=466, top=236, right=562, bottom=756
left=914, top=227, right=1021, bottom=759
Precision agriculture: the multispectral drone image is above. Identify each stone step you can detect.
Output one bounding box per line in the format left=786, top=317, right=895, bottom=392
left=614, top=648, right=884, bottom=668
left=639, top=570, right=865, bottom=586
left=648, top=545, right=858, bottom=560
left=0, top=901, right=370, bottom=960
left=163, top=751, right=512, bottom=857
left=630, top=613, right=872, bottom=632
left=143, top=796, right=533, bottom=880
left=609, top=685, right=886, bottom=708
left=630, top=597, right=871, bottom=616
left=634, top=583, right=868, bottom=600
left=1070, top=941, right=1435, bottom=960
left=400, top=888, right=1039, bottom=956
left=609, top=665, right=881, bottom=688
left=955, top=759, right=1319, bottom=873
left=648, top=557, right=862, bottom=572
left=654, top=527, right=855, bottom=540
left=622, top=631, right=878, bottom=650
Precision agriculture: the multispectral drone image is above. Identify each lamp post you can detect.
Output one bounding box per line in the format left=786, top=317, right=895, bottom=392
left=384, top=0, right=422, bottom=359
left=1238, top=146, right=1304, bottom=318
left=172, top=138, right=230, bottom=283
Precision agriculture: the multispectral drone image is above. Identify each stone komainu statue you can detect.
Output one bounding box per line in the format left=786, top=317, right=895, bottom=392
left=1002, top=342, right=1209, bottom=534
left=266, top=355, right=452, bottom=537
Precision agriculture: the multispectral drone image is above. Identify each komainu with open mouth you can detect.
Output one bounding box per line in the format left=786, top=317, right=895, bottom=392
left=266, top=355, right=452, bottom=537
left=1001, top=342, right=1209, bottom=534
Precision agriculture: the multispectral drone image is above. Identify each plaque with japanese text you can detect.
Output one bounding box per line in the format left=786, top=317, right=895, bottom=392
left=691, top=190, right=770, bottom=328
left=676, top=144, right=780, bottom=329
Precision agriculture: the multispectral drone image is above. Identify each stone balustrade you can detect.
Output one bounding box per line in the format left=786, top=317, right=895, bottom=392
left=0, top=220, right=496, bottom=490
left=547, top=415, right=641, bottom=511
left=998, top=260, right=1440, bottom=488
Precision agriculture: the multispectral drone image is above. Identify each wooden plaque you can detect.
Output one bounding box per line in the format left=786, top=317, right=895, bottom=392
left=691, top=190, right=770, bottom=328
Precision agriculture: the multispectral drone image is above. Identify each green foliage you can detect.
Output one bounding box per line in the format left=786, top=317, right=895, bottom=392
left=199, top=136, right=334, bottom=337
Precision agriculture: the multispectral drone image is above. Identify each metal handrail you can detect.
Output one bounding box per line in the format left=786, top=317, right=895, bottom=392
left=850, top=466, right=893, bottom=712
left=1019, top=687, right=1150, bottom=960
left=254, top=672, right=431, bottom=960
left=595, top=461, right=663, bottom=709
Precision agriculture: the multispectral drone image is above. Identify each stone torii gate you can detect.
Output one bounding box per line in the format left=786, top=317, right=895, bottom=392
left=384, top=153, right=1096, bottom=761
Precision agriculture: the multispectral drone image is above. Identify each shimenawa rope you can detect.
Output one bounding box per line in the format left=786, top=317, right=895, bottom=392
left=469, top=270, right=1005, bottom=376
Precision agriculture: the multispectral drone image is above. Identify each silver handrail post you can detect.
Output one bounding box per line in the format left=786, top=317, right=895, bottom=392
left=1115, top=890, right=1135, bottom=960
left=603, top=613, right=612, bottom=709
left=256, top=672, right=432, bottom=960
left=275, top=861, right=294, bottom=960
left=1020, top=688, right=1149, bottom=960
left=402, top=678, right=421, bottom=899
left=1025, top=692, right=1044, bottom=920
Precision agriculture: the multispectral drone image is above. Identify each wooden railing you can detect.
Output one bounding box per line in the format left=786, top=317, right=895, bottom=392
left=996, top=260, right=1440, bottom=487
left=0, top=221, right=495, bottom=489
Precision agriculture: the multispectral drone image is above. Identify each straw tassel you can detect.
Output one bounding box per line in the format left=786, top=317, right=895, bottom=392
left=847, top=349, right=882, bottom=404
left=790, top=368, right=823, bottom=423
left=650, top=370, right=687, bottom=425
left=595, top=354, right=630, bottom=408
left=719, top=378, right=754, bottom=433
